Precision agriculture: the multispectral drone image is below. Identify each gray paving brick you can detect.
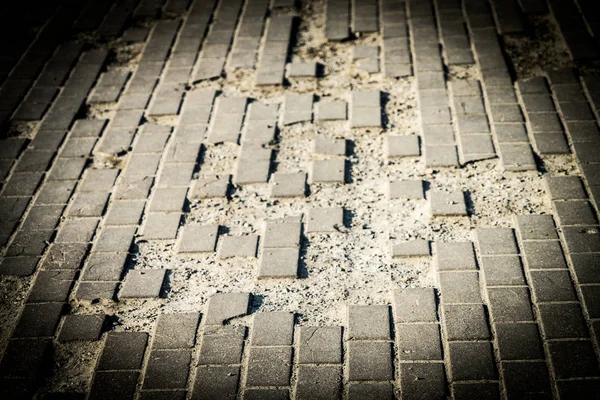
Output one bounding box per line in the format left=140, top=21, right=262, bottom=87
left=347, top=341, right=393, bottom=381
left=548, top=340, right=600, bottom=378
left=347, top=305, right=390, bottom=340
left=448, top=341, right=497, bottom=380
left=495, top=123, right=528, bottom=143
left=27, top=270, right=75, bottom=303
left=2, top=171, right=43, bottom=196
left=79, top=169, right=119, bottom=192
left=61, top=138, right=97, bottom=157
left=348, top=382, right=394, bottom=400
left=571, top=253, right=600, bottom=283
left=149, top=187, right=187, bottom=212
left=13, top=303, right=63, bottom=338
left=495, top=322, right=544, bottom=360
left=218, top=235, right=258, bottom=258
left=0, top=256, right=40, bottom=276
left=243, top=388, right=289, bottom=400
left=246, top=347, right=292, bottom=387
left=514, top=214, right=558, bottom=241
left=424, top=145, right=459, bottom=167
left=82, top=252, right=127, bottom=281
left=393, top=288, right=437, bottom=323
left=262, top=221, right=301, bottom=250
left=391, top=239, right=430, bottom=258
left=538, top=303, right=589, bottom=339
left=396, top=323, right=442, bottom=360
left=97, top=331, right=148, bottom=370
left=192, top=175, right=230, bottom=199
left=553, top=200, right=598, bottom=226
left=386, top=135, right=420, bottom=158
left=234, top=157, right=271, bottom=185
left=124, top=154, right=162, bottom=177
left=314, top=138, right=346, bottom=156
left=502, top=361, right=552, bottom=398
left=177, top=225, right=219, bottom=253
left=15, top=150, right=54, bottom=172
left=438, top=271, right=482, bottom=304
left=94, top=226, right=136, bottom=252
left=243, top=120, right=276, bottom=143
left=119, top=269, right=166, bottom=298
left=480, top=255, right=526, bottom=286
left=67, top=191, right=109, bottom=217
left=205, top=292, right=250, bottom=325
left=399, top=363, right=446, bottom=400
left=283, top=94, right=313, bottom=125
left=429, top=190, right=467, bottom=217
left=388, top=180, right=424, bottom=200
left=441, top=303, right=491, bottom=341
left=270, top=172, right=306, bottom=197
left=75, top=281, right=118, bottom=300
left=143, top=349, right=191, bottom=389
left=139, top=391, right=186, bottom=400
left=142, top=213, right=181, bottom=240
left=522, top=240, right=567, bottom=270
left=288, top=62, right=317, bottom=78
left=89, top=371, right=139, bottom=400
left=35, top=180, right=77, bottom=205
left=105, top=200, right=145, bottom=226
left=476, top=228, right=518, bottom=255
left=310, top=159, right=345, bottom=183
left=192, top=366, right=240, bottom=400
left=562, top=226, right=600, bottom=253
left=154, top=312, right=200, bottom=349
left=435, top=242, right=477, bottom=271
left=486, top=287, right=534, bottom=322
left=306, top=207, right=344, bottom=233
left=298, top=326, right=342, bottom=364
left=258, top=247, right=299, bottom=278
left=47, top=158, right=87, bottom=181
left=296, top=365, right=342, bottom=400
left=580, top=285, right=600, bottom=318
left=498, top=143, right=536, bottom=170
left=21, top=205, right=64, bottom=231
left=316, top=101, right=347, bottom=121
left=198, top=325, right=245, bottom=365
left=0, top=338, right=51, bottom=379
left=251, top=312, right=294, bottom=346
left=42, top=242, right=89, bottom=270
left=452, top=382, right=499, bottom=400
left=58, top=314, right=105, bottom=342
left=545, top=175, right=587, bottom=200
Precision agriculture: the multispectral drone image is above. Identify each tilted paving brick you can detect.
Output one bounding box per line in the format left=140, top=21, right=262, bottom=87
left=217, top=235, right=258, bottom=258
left=119, top=269, right=167, bottom=299
left=192, top=365, right=240, bottom=400
left=347, top=341, right=394, bottom=381
left=269, top=172, right=306, bottom=198
left=246, top=346, right=292, bottom=387
left=311, top=159, right=345, bottom=183
left=347, top=305, right=391, bottom=340
left=429, top=190, right=468, bottom=217
left=282, top=93, right=313, bottom=125
left=514, top=214, right=558, bottom=241
left=314, top=138, right=346, bottom=155
left=149, top=187, right=188, bottom=213
left=27, top=270, right=76, bottom=303
left=306, top=207, right=344, bottom=233
left=75, top=281, right=119, bottom=301
left=561, top=226, right=600, bottom=253
left=498, top=143, right=536, bottom=171
left=13, top=303, right=64, bottom=338
left=234, top=155, right=272, bottom=185
left=198, top=325, right=246, bottom=365
left=391, top=239, right=430, bottom=258
left=386, top=135, right=420, bottom=158
left=204, top=292, right=250, bottom=326
left=154, top=312, right=200, bottom=349
left=434, top=241, right=477, bottom=271
left=177, top=224, right=219, bottom=254
left=316, top=101, right=347, bottom=121
left=250, top=312, right=295, bottom=346
left=142, top=349, right=192, bottom=389
left=243, top=120, right=277, bottom=143
left=58, top=314, right=105, bottom=342
left=142, top=212, right=181, bottom=240
left=258, top=247, right=299, bottom=278
left=388, top=179, right=424, bottom=199
left=298, top=326, right=342, bottom=364
left=545, top=175, right=587, bottom=200
left=97, top=331, right=148, bottom=370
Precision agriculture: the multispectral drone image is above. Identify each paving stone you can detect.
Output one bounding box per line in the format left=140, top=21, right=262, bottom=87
left=429, top=191, right=467, bottom=216
left=521, top=241, right=567, bottom=271
left=94, top=226, right=136, bottom=253
left=204, top=292, right=250, bottom=325
left=234, top=157, right=271, bottom=185
left=269, top=172, right=306, bottom=197
left=119, top=269, right=166, bottom=299
left=351, top=106, right=382, bottom=128
left=548, top=340, right=600, bottom=378
left=198, top=325, right=245, bottom=365
left=283, top=94, right=313, bottom=125
left=498, top=143, right=536, bottom=170
left=386, top=135, right=420, bottom=158
left=251, top=312, right=294, bottom=346
left=15, top=150, right=54, bottom=172
left=42, top=242, right=89, bottom=270
left=495, top=123, right=528, bottom=142
left=2, top=171, right=43, bottom=196
left=316, top=101, right=347, bottom=121
left=529, top=269, right=577, bottom=301
left=388, top=179, right=424, bottom=199
left=296, top=365, right=342, bottom=400
left=347, top=341, right=393, bottom=381
left=306, top=207, right=344, bottom=233
left=143, top=350, right=191, bottom=389
left=434, top=242, right=477, bottom=271
left=502, top=361, right=552, bottom=398
left=142, top=213, right=181, bottom=240
left=514, top=214, right=558, bottom=240
left=486, top=287, right=534, bottom=322
left=27, top=270, right=76, bottom=303
left=104, top=200, right=145, bottom=226
left=424, top=145, right=459, bottom=167
left=391, top=239, right=430, bottom=258
left=476, top=228, right=518, bottom=255
left=480, top=255, right=526, bottom=286
left=581, top=285, right=600, bottom=318
left=495, top=322, right=544, bottom=360
left=79, top=169, right=119, bottom=192
left=154, top=312, right=200, bottom=349
left=58, top=314, right=105, bottom=342
left=0, top=256, right=40, bottom=276
left=348, top=382, right=394, bottom=400
left=288, top=62, right=317, bottom=77
left=258, top=247, right=299, bottom=278
left=124, top=154, right=162, bottom=177
left=393, top=288, right=437, bottom=323
left=97, top=332, right=148, bottom=370
left=139, top=391, right=186, bottom=400
left=557, top=379, right=600, bottom=398
left=192, top=175, right=230, bottom=199
left=246, top=347, right=292, bottom=387
left=441, top=303, right=491, bottom=341
left=396, top=323, right=442, bottom=360
left=421, top=106, right=452, bottom=125
left=554, top=200, right=598, bottom=226
left=192, top=366, right=240, bottom=400
left=438, top=271, right=482, bottom=304
left=149, top=187, right=187, bottom=213
left=35, top=180, right=77, bottom=204
left=47, top=158, right=87, bottom=181
left=243, top=388, right=289, bottom=400
left=89, top=371, right=139, bottom=400
left=298, top=326, right=342, bottom=364
left=67, top=191, right=109, bottom=217
left=448, top=341, right=497, bottom=380
left=6, top=229, right=54, bottom=256
left=538, top=303, right=589, bottom=339
left=0, top=338, right=51, bottom=378
left=75, top=282, right=118, bottom=301
left=263, top=222, right=301, bottom=248
left=61, top=137, right=97, bottom=157
left=310, top=159, right=345, bottom=183
left=562, top=226, right=600, bottom=253
left=82, top=252, right=128, bottom=281
left=314, top=138, right=346, bottom=156
left=571, top=253, right=600, bottom=283
left=399, top=363, right=446, bottom=400
left=13, top=303, right=63, bottom=338
left=452, top=382, right=500, bottom=400
left=347, top=305, right=390, bottom=340
left=21, top=205, right=64, bottom=231
left=177, top=225, right=219, bottom=253
left=217, top=235, right=258, bottom=258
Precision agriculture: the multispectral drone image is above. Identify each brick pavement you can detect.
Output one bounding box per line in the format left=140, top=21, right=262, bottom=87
left=1, top=0, right=600, bottom=398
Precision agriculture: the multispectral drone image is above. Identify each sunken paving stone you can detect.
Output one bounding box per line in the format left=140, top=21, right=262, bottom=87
left=287, top=62, right=317, bottom=77
left=204, top=292, right=250, bottom=326
left=262, top=221, right=301, bottom=248
left=391, top=239, right=430, bottom=258
left=177, top=225, right=219, bottom=253
left=269, top=172, right=306, bottom=198
left=386, top=135, right=420, bottom=158
left=429, top=191, right=468, bottom=217
left=316, top=101, right=347, bottom=120
left=306, top=207, right=344, bottom=233
left=58, top=314, right=105, bottom=342
left=388, top=180, right=424, bottom=199
left=217, top=235, right=259, bottom=258
left=119, top=269, right=167, bottom=299
left=191, top=175, right=230, bottom=199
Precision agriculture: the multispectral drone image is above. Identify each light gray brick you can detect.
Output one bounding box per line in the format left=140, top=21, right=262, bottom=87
left=269, top=172, right=306, bottom=197
left=177, top=225, right=219, bottom=253
left=310, top=159, right=345, bottom=183
left=429, top=190, right=468, bottom=216
left=258, top=247, right=299, bottom=278
left=347, top=305, right=390, bottom=340
left=391, top=239, right=430, bottom=257
left=217, top=235, right=258, bottom=258
left=119, top=269, right=166, bottom=298
left=205, top=292, right=250, bottom=326
left=306, top=207, right=344, bottom=233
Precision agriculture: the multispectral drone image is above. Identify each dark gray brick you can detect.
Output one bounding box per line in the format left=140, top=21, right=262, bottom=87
left=448, top=341, right=497, bottom=380
left=452, top=382, right=499, bottom=400
left=554, top=200, right=598, bottom=226
left=557, top=379, right=600, bottom=399
left=47, top=158, right=87, bottom=181
left=6, top=229, right=53, bottom=256
left=94, top=226, right=136, bottom=253
left=27, top=270, right=75, bottom=303
left=486, top=287, right=534, bottom=322
left=42, top=242, right=88, bottom=270
left=67, top=191, right=109, bottom=217
left=75, top=282, right=118, bottom=301
left=298, top=326, right=342, bottom=364
left=243, top=388, right=289, bottom=400
left=15, top=150, right=54, bottom=172
left=438, top=271, right=482, bottom=304
left=205, top=292, right=250, bottom=325
left=396, top=323, right=442, bottom=360
left=495, top=322, right=544, bottom=360
left=143, top=350, right=191, bottom=389
left=105, top=200, right=145, bottom=226
left=347, top=305, right=390, bottom=340
left=251, top=312, right=294, bottom=346
left=348, top=382, right=394, bottom=400
left=153, top=312, right=200, bottom=349
left=114, top=175, right=154, bottom=200
left=529, top=269, right=577, bottom=302
left=81, top=252, right=126, bottom=281
left=549, top=340, right=600, bottom=378
left=562, top=226, right=600, bottom=253
left=522, top=240, right=567, bottom=269
left=192, top=366, right=240, bottom=400
left=393, top=288, right=437, bottom=323
left=97, top=332, right=148, bottom=370
left=246, top=347, right=292, bottom=387
left=198, top=325, right=245, bottom=365
left=2, top=171, right=43, bottom=196
left=480, top=255, right=526, bottom=286
left=434, top=242, right=477, bottom=270
left=514, top=214, right=558, bottom=240
left=21, top=205, right=64, bottom=231
left=0, top=256, right=40, bottom=276
left=89, top=371, right=139, bottom=400
left=296, top=365, right=342, bottom=400
left=571, top=253, right=600, bottom=283
left=502, top=361, right=552, bottom=398
left=581, top=285, right=600, bottom=318
left=539, top=303, right=589, bottom=339
left=441, top=303, right=491, bottom=341
left=399, top=363, right=446, bottom=400
left=58, top=314, right=105, bottom=342
left=347, top=341, right=393, bottom=381
left=13, top=303, right=63, bottom=338
left=0, top=338, right=51, bottom=378
left=476, top=228, right=518, bottom=255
